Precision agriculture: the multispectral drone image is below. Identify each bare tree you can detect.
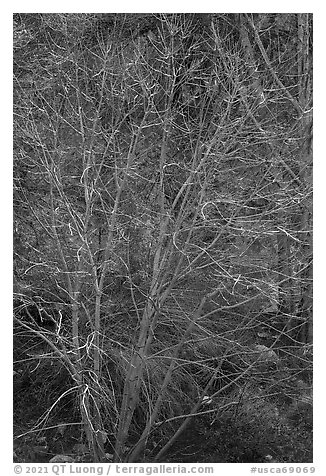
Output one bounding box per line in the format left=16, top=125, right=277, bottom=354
left=14, top=13, right=312, bottom=463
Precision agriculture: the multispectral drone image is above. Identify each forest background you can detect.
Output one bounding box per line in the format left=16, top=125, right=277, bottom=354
left=6, top=6, right=324, bottom=468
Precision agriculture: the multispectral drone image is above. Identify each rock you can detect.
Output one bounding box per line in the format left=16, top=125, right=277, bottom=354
left=257, top=331, right=269, bottom=338
left=253, top=344, right=279, bottom=364
left=49, top=454, right=75, bottom=463
left=264, top=454, right=277, bottom=462
left=72, top=443, right=89, bottom=455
